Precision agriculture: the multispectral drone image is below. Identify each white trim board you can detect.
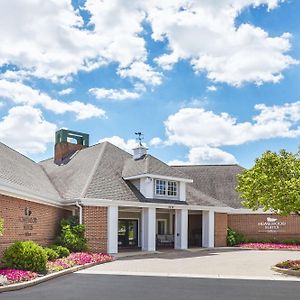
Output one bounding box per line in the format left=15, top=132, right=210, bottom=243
left=123, top=174, right=193, bottom=183
left=77, top=198, right=232, bottom=213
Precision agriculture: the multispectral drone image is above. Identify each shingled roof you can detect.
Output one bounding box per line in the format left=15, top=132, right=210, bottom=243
left=122, top=154, right=191, bottom=180
left=40, top=142, right=142, bottom=202
left=0, top=142, right=61, bottom=202
left=173, top=165, right=245, bottom=208
left=0, top=139, right=243, bottom=208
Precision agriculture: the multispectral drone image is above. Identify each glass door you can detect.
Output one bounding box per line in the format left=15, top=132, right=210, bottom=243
left=118, top=219, right=138, bottom=247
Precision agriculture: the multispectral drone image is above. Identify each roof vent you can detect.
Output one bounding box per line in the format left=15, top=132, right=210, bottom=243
left=54, top=129, right=89, bottom=165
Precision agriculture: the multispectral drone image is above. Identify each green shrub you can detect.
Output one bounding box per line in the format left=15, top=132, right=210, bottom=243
left=57, top=221, right=87, bottom=252
left=49, top=245, right=70, bottom=258
left=3, top=241, right=47, bottom=272
left=0, top=218, right=3, bottom=236
left=44, top=247, right=59, bottom=260
left=227, top=227, right=246, bottom=246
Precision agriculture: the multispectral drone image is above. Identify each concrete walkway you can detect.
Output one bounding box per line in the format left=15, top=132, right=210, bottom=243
left=77, top=248, right=300, bottom=281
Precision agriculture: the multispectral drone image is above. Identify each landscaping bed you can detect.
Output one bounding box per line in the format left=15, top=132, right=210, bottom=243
left=272, top=260, right=300, bottom=277
left=0, top=252, right=113, bottom=287
left=239, top=242, right=300, bottom=250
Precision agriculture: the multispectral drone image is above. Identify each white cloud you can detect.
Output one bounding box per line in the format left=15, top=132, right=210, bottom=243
left=207, top=85, right=217, bottom=92
left=58, top=88, right=74, bottom=96
left=0, top=80, right=105, bottom=120
left=150, top=137, right=163, bottom=146
left=0, top=102, right=4, bottom=108
left=169, top=146, right=237, bottom=165
left=165, top=102, right=300, bottom=148
left=0, top=106, right=56, bottom=154
left=150, top=0, right=297, bottom=86
left=89, top=88, right=140, bottom=101
left=0, top=0, right=296, bottom=87
left=165, top=100, right=300, bottom=165
left=99, top=136, right=138, bottom=153
left=118, top=62, right=163, bottom=86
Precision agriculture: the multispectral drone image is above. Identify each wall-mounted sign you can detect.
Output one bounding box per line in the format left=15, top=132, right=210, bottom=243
left=258, top=217, right=286, bottom=233
left=19, top=207, right=37, bottom=237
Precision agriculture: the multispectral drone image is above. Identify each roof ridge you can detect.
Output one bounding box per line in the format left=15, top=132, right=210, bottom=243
left=173, top=164, right=240, bottom=167
left=80, top=142, right=108, bottom=198
left=39, top=163, right=63, bottom=199
left=0, top=142, right=38, bottom=164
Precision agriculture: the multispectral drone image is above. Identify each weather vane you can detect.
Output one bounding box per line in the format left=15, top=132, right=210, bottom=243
left=135, top=132, right=144, bottom=146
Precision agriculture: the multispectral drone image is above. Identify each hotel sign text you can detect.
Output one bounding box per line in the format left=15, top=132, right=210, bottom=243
left=258, top=217, right=286, bottom=233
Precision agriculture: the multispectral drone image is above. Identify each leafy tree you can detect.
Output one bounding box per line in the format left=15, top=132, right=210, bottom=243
left=236, top=149, right=300, bottom=215
left=0, top=217, right=4, bottom=235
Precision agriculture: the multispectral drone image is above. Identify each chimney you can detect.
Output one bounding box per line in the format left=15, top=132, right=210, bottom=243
left=54, top=129, right=89, bottom=165
left=133, top=144, right=148, bottom=160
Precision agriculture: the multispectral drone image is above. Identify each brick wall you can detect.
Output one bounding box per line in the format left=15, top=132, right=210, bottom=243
left=228, top=214, right=300, bottom=241
left=0, top=194, right=70, bottom=257
left=83, top=206, right=107, bottom=252
left=215, top=213, right=228, bottom=247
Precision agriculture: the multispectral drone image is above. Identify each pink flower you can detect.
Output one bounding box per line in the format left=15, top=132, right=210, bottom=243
left=0, top=269, right=37, bottom=283
left=68, top=252, right=113, bottom=265
left=239, top=243, right=300, bottom=250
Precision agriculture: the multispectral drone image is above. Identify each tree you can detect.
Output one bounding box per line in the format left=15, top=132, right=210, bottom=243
left=236, top=149, right=300, bottom=215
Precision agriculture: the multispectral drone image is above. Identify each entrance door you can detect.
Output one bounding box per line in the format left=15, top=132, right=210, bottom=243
left=188, top=214, right=202, bottom=247
left=118, top=219, right=138, bottom=247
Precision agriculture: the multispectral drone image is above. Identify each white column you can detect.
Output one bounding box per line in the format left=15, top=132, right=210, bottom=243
left=142, top=207, right=156, bottom=251
left=174, top=208, right=188, bottom=249
left=169, top=211, right=173, bottom=234
left=107, top=206, right=118, bottom=254
left=202, top=210, right=215, bottom=248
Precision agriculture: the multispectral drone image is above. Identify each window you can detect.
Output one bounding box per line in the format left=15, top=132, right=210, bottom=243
left=168, top=181, right=177, bottom=196
left=157, top=220, right=167, bottom=235
left=155, top=180, right=178, bottom=197
left=155, top=180, right=166, bottom=195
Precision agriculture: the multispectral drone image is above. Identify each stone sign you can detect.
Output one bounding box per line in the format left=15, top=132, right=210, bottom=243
left=258, top=217, right=286, bottom=233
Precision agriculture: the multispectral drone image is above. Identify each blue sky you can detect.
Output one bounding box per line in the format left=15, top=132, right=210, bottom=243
left=0, top=0, right=300, bottom=168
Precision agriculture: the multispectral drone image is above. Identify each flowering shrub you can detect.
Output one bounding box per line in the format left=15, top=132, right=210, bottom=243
left=276, top=260, right=300, bottom=270
left=68, top=252, right=113, bottom=265
left=0, top=269, right=37, bottom=283
left=0, top=252, right=113, bottom=285
left=46, top=258, right=75, bottom=273
left=239, top=242, right=300, bottom=250
left=46, top=253, right=113, bottom=272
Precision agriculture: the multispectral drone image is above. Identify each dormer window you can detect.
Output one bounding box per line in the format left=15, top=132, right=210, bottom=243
left=155, top=179, right=178, bottom=197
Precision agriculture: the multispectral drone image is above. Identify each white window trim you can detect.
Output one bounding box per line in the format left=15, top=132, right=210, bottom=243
left=154, top=179, right=178, bottom=198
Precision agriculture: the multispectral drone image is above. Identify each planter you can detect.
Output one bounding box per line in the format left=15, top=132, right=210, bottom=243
left=272, top=266, right=300, bottom=277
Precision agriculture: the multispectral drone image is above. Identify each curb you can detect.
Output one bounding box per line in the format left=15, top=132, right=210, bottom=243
left=271, top=266, right=300, bottom=277
left=0, top=261, right=108, bottom=293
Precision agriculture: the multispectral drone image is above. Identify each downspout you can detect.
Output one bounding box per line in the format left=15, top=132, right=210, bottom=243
left=75, top=201, right=83, bottom=225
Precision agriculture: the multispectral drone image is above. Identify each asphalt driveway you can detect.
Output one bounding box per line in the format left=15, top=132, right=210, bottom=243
left=78, top=248, right=300, bottom=280
left=1, top=274, right=300, bottom=300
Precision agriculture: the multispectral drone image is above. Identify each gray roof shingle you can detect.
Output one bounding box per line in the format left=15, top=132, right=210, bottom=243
left=122, top=154, right=191, bottom=180
left=173, top=165, right=245, bottom=208
left=0, top=142, right=60, bottom=201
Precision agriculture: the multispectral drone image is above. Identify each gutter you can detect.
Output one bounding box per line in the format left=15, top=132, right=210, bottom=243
left=75, top=201, right=83, bottom=224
